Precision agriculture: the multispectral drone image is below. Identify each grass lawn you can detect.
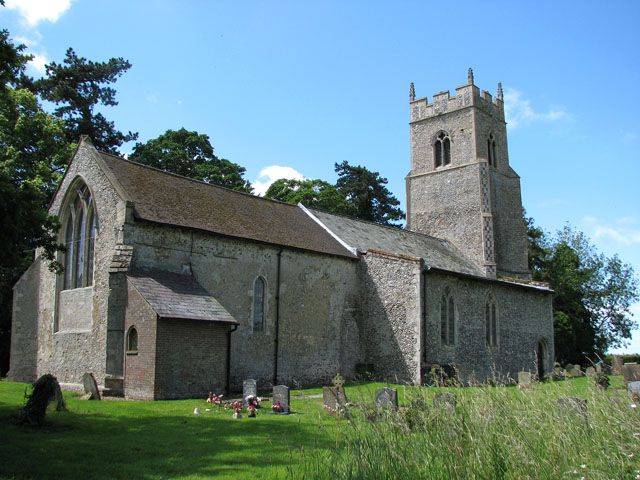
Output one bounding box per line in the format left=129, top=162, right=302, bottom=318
left=1, top=377, right=638, bottom=479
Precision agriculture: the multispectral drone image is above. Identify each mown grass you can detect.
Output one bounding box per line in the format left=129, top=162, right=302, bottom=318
left=0, top=377, right=638, bottom=479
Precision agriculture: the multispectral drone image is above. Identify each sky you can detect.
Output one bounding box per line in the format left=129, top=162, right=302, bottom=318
left=2, top=0, right=639, bottom=353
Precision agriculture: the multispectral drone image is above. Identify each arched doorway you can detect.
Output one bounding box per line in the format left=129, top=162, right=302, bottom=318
left=537, top=339, right=547, bottom=380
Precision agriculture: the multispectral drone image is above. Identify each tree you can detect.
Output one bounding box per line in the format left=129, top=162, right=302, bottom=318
left=0, top=32, right=72, bottom=375
left=265, top=178, right=350, bottom=214
left=526, top=218, right=639, bottom=364
left=129, top=128, right=252, bottom=193
left=334, top=160, right=404, bottom=226
left=35, top=48, right=137, bottom=154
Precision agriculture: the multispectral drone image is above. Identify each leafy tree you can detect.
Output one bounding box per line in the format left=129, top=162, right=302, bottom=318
left=35, top=48, right=137, bottom=154
left=0, top=33, right=71, bottom=375
left=334, top=160, right=404, bottom=226
left=129, top=128, right=252, bottom=193
left=526, top=218, right=639, bottom=364
left=265, top=178, right=350, bottom=213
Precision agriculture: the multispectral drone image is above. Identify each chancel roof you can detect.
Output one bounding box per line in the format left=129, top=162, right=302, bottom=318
left=308, top=209, right=485, bottom=276
left=128, top=268, right=238, bottom=323
left=98, top=152, right=357, bottom=259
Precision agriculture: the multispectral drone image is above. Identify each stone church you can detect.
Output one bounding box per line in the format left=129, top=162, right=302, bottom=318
left=9, top=72, right=554, bottom=399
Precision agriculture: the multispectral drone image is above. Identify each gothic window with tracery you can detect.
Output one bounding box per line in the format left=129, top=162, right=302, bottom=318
left=63, top=182, right=97, bottom=290
left=440, top=287, right=455, bottom=346
left=485, top=298, right=498, bottom=347
left=434, top=131, right=451, bottom=168
left=252, top=276, right=266, bottom=332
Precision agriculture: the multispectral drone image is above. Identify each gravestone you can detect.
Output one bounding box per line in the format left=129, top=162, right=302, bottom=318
left=323, top=386, right=348, bottom=411
left=627, top=381, right=640, bottom=401
left=557, top=396, right=587, bottom=420
left=242, top=379, right=257, bottom=404
left=272, top=385, right=290, bottom=414
left=375, top=387, right=398, bottom=411
left=569, top=365, right=583, bottom=377
left=433, top=392, right=456, bottom=410
left=518, top=371, right=533, bottom=388
left=612, top=356, right=624, bottom=375
left=622, top=363, right=640, bottom=384
left=585, top=367, right=596, bottom=377
left=595, top=364, right=602, bottom=373
left=82, top=372, right=101, bottom=400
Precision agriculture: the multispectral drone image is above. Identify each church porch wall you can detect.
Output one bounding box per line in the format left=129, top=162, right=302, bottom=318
left=360, top=251, right=422, bottom=385
left=130, top=223, right=362, bottom=391
left=33, top=142, right=126, bottom=386
left=424, top=271, right=554, bottom=383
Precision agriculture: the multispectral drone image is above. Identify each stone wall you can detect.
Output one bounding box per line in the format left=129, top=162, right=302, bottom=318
left=123, top=280, right=157, bottom=399
left=154, top=319, right=229, bottom=399
left=359, top=250, right=423, bottom=385
left=424, top=270, right=554, bottom=383
left=130, top=221, right=363, bottom=391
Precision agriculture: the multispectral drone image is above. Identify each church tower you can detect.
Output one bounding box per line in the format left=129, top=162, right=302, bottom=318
left=406, top=69, right=530, bottom=279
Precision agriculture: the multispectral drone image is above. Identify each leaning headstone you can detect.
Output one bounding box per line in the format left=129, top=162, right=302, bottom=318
left=272, top=385, right=290, bottom=414
left=433, top=392, right=456, bottom=410
left=375, top=387, right=398, bottom=411
left=242, top=379, right=257, bottom=404
left=82, top=372, right=101, bottom=400
left=612, top=356, right=624, bottom=375
left=518, top=371, right=533, bottom=388
left=622, top=364, right=640, bottom=384
left=557, top=396, right=588, bottom=421
left=323, top=386, right=348, bottom=411
left=585, top=367, right=596, bottom=377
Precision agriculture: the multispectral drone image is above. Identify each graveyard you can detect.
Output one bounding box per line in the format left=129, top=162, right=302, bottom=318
left=1, top=373, right=640, bottom=479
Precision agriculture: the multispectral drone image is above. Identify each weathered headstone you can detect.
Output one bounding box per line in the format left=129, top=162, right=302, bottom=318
left=272, top=385, right=290, bottom=414
left=622, top=363, right=640, bottom=384
left=433, top=392, right=456, bottom=410
left=518, top=371, right=533, bottom=388
left=627, top=381, right=640, bottom=400
left=564, top=363, right=574, bottom=372
left=242, top=379, right=257, bottom=404
left=82, top=372, right=101, bottom=400
left=585, top=366, right=596, bottom=377
left=557, top=396, right=587, bottom=420
left=569, top=365, right=583, bottom=377
left=375, top=387, right=398, bottom=411
left=612, top=356, right=624, bottom=375
left=595, top=364, right=602, bottom=373
left=323, top=386, right=348, bottom=411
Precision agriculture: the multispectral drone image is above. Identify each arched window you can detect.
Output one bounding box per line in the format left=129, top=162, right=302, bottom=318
left=252, top=276, right=266, bottom=332
left=63, top=182, right=98, bottom=290
left=440, top=287, right=455, bottom=346
left=434, top=132, right=451, bottom=168
left=487, top=133, right=497, bottom=167
left=485, top=298, right=498, bottom=347
left=127, top=326, right=138, bottom=352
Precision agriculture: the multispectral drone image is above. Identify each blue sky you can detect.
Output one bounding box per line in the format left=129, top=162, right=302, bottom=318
left=3, top=0, right=639, bottom=352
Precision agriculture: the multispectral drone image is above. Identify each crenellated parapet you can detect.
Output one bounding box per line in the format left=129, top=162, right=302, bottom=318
left=410, top=69, right=504, bottom=124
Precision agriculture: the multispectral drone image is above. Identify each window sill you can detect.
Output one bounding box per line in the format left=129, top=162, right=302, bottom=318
left=126, top=351, right=138, bottom=356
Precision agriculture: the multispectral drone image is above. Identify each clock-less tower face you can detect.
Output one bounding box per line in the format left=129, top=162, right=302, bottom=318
left=406, top=74, right=530, bottom=279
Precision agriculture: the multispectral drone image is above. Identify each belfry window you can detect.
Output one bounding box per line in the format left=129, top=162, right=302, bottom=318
left=487, top=134, right=497, bottom=167
left=440, top=287, right=455, bottom=346
left=62, top=182, right=97, bottom=290
left=485, top=298, right=498, bottom=347
left=434, top=132, right=451, bottom=168
left=252, top=276, right=266, bottom=332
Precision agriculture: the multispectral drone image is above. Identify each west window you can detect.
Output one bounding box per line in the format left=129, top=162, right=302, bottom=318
left=440, top=287, right=455, bottom=346
left=434, top=132, right=451, bottom=168
left=62, top=182, right=97, bottom=290
left=485, top=298, right=498, bottom=347
left=252, top=276, right=266, bottom=332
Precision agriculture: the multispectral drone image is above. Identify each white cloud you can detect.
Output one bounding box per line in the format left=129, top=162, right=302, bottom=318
left=253, top=165, right=304, bottom=196
left=27, top=53, right=48, bottom=75
left=583, top=216, right=640, bottom=246
left=5, top=0, right=73, bottom=27
left=503, top=88, right=568, bottom=129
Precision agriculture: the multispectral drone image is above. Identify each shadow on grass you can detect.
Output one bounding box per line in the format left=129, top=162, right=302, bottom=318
left=0, top=401, right=333, bottom=480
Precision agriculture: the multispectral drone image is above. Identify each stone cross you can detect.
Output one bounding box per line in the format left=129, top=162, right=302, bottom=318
left=375, top=387, right=398, bottom=411
left=242, top=379, right=257, bottom=404
left=82, top=372, right=101, bottom=400
left=272, top=385, right=290, bottom=414
left=332, top=373, right=345, bottom=389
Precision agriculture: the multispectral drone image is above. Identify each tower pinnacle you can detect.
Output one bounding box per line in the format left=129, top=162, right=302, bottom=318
left=409, top=82, right=415, bottom=102
left=497, top=82, right=503, bottom=101
left=468, top=68, right=474, bottom=85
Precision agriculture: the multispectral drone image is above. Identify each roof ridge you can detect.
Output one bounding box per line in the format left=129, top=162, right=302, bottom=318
left=97, top=149, right=303, bottom=210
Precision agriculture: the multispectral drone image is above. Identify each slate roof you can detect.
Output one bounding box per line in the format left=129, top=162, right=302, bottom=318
left=308, top=209, right=485, bottom=276
left=98, top=152, right=357, bottom=259
left=128, top=268, right=238, bottom=323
